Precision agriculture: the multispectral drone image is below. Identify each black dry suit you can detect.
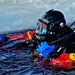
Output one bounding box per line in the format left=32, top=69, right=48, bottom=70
left=48, top=27, right=75, bottom=58
left=32, top=9, right=75, bottom=58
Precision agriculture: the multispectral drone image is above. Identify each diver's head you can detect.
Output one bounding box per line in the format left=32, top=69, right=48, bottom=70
left=35, top=9, right=66, bottom=41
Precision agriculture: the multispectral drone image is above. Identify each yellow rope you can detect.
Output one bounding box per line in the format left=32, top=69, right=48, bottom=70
left=28, top=31, right=32, bottom=40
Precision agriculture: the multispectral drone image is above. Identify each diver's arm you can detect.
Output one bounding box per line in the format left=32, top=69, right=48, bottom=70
left=49, top=32, right=75, bottom=57
left=36, top=32, right=75, bottom=58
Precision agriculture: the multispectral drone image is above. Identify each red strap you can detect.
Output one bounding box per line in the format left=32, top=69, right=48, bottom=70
left=9, top=30, right=35, bottom=40
left=9, top=33, right=25, bottom=40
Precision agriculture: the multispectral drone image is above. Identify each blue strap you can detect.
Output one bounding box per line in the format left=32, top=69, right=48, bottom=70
left=0, top=36, right=4, bottom=42
left=42, top=28, right=47, bottom=34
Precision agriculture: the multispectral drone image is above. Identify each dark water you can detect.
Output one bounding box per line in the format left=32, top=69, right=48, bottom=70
left=0, top=48, right=75, bottom=75
left=0, top=31, right=75, bottom=75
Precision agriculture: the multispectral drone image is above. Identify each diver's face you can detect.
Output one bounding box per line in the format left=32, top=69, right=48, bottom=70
left=35, top=20, right=47, bottom=41
left=35, top=20, right=47, bottom=35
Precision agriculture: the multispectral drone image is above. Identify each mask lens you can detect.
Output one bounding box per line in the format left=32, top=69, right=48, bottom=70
left=36, top=21, right=42, bottom=34
left=36, top=20, right=47, bottom=35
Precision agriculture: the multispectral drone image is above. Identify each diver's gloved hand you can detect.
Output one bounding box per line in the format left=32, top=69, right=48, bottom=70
left=36, top=42, right=55, bottom=57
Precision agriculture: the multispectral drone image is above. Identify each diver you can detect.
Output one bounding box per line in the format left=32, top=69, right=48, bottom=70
left=32, top=9, right=75, bottom=58
left=0, top=9, right=75, bottom=59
